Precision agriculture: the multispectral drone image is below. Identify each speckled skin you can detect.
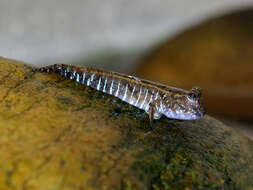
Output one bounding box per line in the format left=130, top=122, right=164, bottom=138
left=35, top=64, right=205, bottom=122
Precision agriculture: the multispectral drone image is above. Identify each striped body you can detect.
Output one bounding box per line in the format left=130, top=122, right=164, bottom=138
left=36, top=64, right=205, bottom=120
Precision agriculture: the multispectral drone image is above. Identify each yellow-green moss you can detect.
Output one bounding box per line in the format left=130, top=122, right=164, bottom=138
left=0, top=57, right=252, bottom=190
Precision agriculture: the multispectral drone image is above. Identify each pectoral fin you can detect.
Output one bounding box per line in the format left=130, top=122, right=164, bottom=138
left=147, top=102, right=162, bottom=130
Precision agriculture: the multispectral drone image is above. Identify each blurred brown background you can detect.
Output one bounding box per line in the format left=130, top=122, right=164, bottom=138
left=134, top=10, right=253, bottom=140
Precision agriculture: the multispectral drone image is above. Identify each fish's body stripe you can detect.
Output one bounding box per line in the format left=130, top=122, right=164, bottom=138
left=82, top=73, right=86, bottom=84
left=110, top=80, right=114, bottom=95
left=130, top=85, right=136, bottom=104
left=103, top=78, right=107, bottom=92
left=97, top=77, right=101, bottom=90
left=146, top=94, right=153, bottom=110
left=160, top=101, right=163, bottom=112
left=71, top=71, right=76, bottom=80
left=115, top=81, right=121, bottom=97
left=141, top=89, right=148, bottom=109
left=146, top=89, right=155, bottom=110
left=123, top=84, right=128, bottom=101
left=76, top=73, right=80, bottom=82
left=87, top=78, right=91, bottom=86
left=135, top=87, right=142, bottom=106
left=91, top=74, right=95, bottom=81
left=155, top=91, right=159, bottom=100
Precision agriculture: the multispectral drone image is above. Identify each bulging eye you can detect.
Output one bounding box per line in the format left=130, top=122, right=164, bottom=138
left=189, top=92, right=196, bottom=99
left=189, top=87, right=202, bottom=99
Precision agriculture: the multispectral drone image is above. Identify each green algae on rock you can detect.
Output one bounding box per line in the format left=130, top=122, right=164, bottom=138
left=0, top=57, right=252, bottom=190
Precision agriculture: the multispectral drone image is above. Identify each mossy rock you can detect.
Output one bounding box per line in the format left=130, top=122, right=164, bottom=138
left=0, top=57, right=252, bottom=190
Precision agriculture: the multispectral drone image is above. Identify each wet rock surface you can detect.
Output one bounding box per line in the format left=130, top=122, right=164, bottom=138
left=0, top=57, right=252, bottom=190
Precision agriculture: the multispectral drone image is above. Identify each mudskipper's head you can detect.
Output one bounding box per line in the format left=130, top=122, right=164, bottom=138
left=163, top=87, right=205, bottom=120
